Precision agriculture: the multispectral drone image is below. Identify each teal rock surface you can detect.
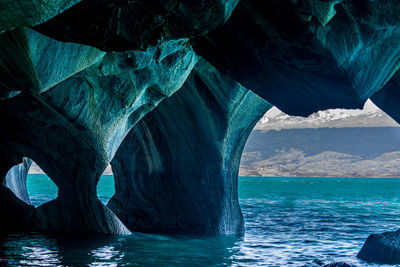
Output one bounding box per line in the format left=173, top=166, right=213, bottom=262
left=0, top=38, right=196, bottom=234
left=109, top=59, right=271, bottom=235
left=295, top=0, right=342, bottom=26
left=192, top=0, right=400, bottom=116
left=0, top=28, right=104, bottom=99
left=1, top=1, right=400, bottom=255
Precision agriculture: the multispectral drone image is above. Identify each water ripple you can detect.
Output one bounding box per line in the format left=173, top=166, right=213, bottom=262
left=2, top=177, right=400, bottom=266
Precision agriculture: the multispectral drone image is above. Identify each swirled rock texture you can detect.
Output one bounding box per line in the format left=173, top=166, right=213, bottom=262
left=4, top=157, right=32, bottom=205
left=0, top=30, right=196, bottom=234
left=34, top=0, right=239, bottom=51
left=192, top=0, right=400, bottom=116
left=357, top=230, right=400, bottom=264
left=109, top=59, right=271, bottom=235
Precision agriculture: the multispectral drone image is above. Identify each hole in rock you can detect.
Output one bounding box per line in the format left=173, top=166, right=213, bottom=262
left=97, top=164, right=115, bottom=204
left=237, top=99, right=400, bottom=265
left=27, top=161, right=58, bottom=207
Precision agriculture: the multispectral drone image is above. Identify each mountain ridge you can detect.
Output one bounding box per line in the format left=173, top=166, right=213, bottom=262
left=255, top=100, right=398, bottom=131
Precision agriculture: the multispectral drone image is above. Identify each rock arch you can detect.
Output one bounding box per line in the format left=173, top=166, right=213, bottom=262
left=109, top=59, right=271, bottom=235
left=0, top=28, right=196, bottom=234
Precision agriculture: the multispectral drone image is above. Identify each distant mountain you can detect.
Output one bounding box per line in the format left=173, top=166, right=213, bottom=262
left=240, top=149, right=400, bottom=178
left=241, top=100, right=400, bottom=178
left=240, top=127, right=400, bottom=178
left=254, top=100, right=398, bottom=131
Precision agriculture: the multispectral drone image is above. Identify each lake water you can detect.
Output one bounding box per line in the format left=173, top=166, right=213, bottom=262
left=1, top=175, right=400, bottom=266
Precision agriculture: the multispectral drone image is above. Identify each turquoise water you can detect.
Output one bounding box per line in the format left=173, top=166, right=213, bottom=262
left=26, top=174, right=115, bottom=206
left=2, top=176, right=400, bottom=266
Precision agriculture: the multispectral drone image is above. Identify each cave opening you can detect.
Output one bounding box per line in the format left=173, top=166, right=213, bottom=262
left=236, top=100, right=400, bottom=265
left=26, top=161, right=57, bottom=207
left=23, top=162, right=116, bottom=206
left=240, top=100, right=400, bottom=178
left=97, top=165, right=115, bottom=204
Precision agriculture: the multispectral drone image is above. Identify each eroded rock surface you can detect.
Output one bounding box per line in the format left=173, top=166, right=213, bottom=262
left=0, top=28, right=104, bottom=99
left=192, top=0, right=400, bottom=116
left=0, top=33, right=196, bottom=234
left=109, top=59, right=271, bottom=235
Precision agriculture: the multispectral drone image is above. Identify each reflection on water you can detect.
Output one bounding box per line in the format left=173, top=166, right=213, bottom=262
left=2, top=177, right=400, bottom=266
left=0, top=233, right=239, bottom=266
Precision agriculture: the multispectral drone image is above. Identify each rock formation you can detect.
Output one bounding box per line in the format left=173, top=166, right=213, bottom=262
left=0, top=2, right=400, bottom=258
left=192, top=0, right=400, bottom=116
left=0, top=27, right=104, bottom=99
left=109, top=59, right=270, bottom=234
left=357, top=230, right=400, bottom=264
left=0, top=158, right=35, bottom=232
left=0, top=28, right=196, bottom=234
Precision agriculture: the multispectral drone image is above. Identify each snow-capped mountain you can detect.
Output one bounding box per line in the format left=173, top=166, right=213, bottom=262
left=254, top=99, right=399, bottom=131
left=240, top=100, right=400, bottom=177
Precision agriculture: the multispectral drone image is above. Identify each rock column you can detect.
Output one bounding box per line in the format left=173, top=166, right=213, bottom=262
left=109, top=59, right=271, bottom=235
